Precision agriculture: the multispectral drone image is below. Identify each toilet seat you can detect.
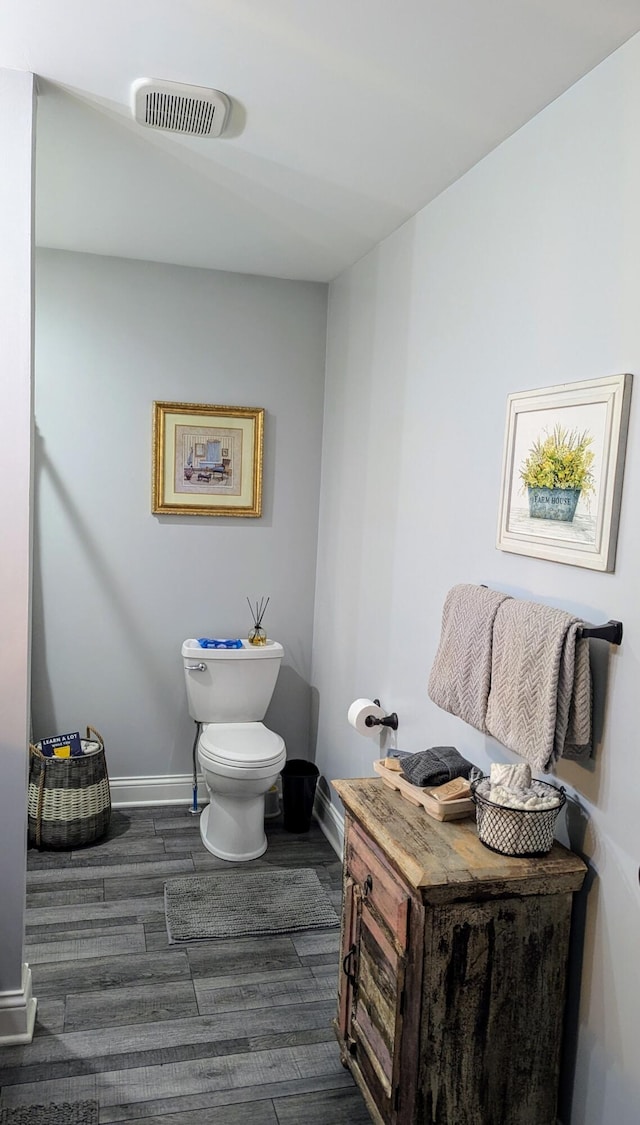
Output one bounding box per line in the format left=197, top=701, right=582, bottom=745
left=199, top=722, right=285, bottom=770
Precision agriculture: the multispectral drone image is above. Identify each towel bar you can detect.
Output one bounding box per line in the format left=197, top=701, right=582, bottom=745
left=478, top=587, right=623, bottom=645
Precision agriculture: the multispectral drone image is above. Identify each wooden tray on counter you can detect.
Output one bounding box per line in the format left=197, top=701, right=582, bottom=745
left=373, top=759, right=475, bottom=822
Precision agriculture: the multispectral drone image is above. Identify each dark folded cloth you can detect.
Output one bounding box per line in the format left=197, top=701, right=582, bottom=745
left=400, top=746, right=473, bottom=788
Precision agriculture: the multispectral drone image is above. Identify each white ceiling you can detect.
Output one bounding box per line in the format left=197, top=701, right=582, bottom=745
left=2, top=1, right=640, bottom=282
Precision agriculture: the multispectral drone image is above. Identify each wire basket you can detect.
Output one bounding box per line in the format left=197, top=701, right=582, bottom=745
left=470, top=776, right=565, bottom=857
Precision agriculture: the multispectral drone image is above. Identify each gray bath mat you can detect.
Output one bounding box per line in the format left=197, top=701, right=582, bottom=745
left=164, top=866, right=339, bottom=943
left=1, top=1103, right=98, bottom=1125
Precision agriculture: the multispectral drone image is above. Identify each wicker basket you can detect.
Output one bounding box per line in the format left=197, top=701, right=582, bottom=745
left=28, top=726, right=111, bottom=849
left=470, top=776, right=565, bottom=858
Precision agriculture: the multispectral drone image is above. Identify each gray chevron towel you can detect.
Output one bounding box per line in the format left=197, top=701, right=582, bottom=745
left=427, top=584, right=512, bottom=732
left=485, top=599, right=592, bottom=772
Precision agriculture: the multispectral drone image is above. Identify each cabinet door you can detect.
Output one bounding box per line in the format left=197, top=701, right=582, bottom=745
left=337, top=875, right=358, bottom=1043
left=350, top=895, right=407, bottom=1115
left=337, top=820, right=415, bottom=1122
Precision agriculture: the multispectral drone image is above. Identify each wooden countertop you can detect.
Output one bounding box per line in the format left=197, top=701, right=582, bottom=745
left=332, top=777, right=587, bottom=903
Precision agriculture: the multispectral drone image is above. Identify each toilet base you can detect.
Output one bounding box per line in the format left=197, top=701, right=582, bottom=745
left=199, top=798, right=268, bottom=863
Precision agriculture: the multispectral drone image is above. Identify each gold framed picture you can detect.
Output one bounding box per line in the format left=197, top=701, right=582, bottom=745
left=152, top=401, right=264, bottom=517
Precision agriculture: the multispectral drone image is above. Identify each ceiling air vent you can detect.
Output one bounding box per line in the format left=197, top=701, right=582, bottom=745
left=131, top=78, right=231, bottom=138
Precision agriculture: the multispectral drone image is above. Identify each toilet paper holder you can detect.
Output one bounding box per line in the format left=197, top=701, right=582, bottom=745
left=365, top=699, right=399, bottom=731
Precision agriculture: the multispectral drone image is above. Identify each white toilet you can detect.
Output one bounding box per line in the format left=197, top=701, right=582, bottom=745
left=181, top=638, right=286, bottom=861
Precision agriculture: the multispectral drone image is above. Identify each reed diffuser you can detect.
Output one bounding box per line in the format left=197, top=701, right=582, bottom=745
left=247, top=596, right=269, bottom=645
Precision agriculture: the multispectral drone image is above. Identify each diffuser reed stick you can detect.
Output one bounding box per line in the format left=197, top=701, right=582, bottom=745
left=247, top=596, right=269, bottom=645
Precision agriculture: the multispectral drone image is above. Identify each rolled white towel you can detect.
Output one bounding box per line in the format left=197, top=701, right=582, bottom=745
left=490, top=762, right=532, bottom=789
left=488, top=782, right=560, bottom=811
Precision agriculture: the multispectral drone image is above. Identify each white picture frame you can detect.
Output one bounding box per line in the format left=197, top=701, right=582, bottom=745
left=497, top=374, right=632, bottom=572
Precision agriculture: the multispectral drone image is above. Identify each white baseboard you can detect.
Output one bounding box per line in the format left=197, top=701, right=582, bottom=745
left=0, top=964, right=36, bottom=1046
left=109, top=773, right=209, bottom=808
left=313, top=786, right=344, bottom=859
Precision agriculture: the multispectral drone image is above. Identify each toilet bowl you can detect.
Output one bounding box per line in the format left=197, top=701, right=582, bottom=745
left=198, top=722, right=286, bottom=860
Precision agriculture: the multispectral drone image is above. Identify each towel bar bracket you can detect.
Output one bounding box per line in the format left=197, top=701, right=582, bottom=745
left=579, top=619, right=623, bottom=645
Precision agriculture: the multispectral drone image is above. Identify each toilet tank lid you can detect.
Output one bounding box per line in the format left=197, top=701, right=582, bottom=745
left=182, top=638, right=283, bottom=660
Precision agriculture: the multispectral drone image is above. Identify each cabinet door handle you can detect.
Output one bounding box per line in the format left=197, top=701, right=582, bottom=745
left=342, top=943, right=356, bottom=985
left=363, top=874, right=373, bottom=898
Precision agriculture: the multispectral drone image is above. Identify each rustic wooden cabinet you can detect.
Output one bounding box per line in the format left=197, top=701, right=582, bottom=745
left=333, top=778, right=587, bottom=1125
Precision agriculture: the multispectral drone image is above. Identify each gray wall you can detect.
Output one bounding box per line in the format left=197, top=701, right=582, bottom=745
left=33, top=250, right=327, bottom=778
left=313, top=33, right=640, bottom=1125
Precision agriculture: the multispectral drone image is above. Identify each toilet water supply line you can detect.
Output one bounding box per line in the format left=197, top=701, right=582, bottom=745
left=190, top=721, right=202, bottom=814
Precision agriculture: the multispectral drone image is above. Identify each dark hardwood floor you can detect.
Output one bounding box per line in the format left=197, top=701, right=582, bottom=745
left=0, top=806, right=371, bottom=1123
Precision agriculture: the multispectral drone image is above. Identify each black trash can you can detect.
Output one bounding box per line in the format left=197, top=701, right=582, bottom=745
left=280, top=759, right=319, bottom=833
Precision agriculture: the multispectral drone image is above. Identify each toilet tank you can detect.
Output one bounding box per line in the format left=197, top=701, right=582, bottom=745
left=181, top=639, right=284, bottom=722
